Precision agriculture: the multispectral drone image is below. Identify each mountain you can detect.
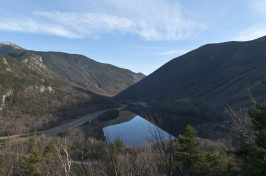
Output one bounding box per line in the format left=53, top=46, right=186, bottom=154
left=33, top=51, right=145, bottom=96
left=0, top=41, right=25, bottom=54
left=0, top=42, right=145, bottom=96
left=0, top=42, right=144, bottom=136
left=0, top=54, right=119, bottom=136
left=115, top=36, right=266, bottom=116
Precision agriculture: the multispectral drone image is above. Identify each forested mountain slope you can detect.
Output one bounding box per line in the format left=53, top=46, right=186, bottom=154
left=0, top=42, right=145, bottom=96
left=0, top=42, right=144, bottom=136
left=116, top=36, right=266, bottom=115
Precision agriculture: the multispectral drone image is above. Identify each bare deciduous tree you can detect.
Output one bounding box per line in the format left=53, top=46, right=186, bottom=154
left=224, top=106, right=254, bottom=145
left=142, top=112, right=176, bottom=176
left=52, top=137, right=72, bottom=176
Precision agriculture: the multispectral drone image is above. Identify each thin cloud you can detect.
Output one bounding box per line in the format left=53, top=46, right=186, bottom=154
left=35, top=12, right=136, bottom=38
left=0, top=16, right=81, bottom=38
left=0, top=13, right=135, bottom=39
left=0, top=1, right=206, bottom=41
left=158, top=50, right=189, bottom=56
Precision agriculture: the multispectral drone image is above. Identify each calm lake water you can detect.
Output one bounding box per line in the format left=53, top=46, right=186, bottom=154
left=103, top=115, right=174, bottom=146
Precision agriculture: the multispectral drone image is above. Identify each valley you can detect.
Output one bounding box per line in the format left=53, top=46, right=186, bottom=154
left=2, top=0, right=266, bottom=174
left=0, top=42, right=144, bottom=136
left=1, top=36, right=266, bottom=175
left=1, top=36, right=266, bottom=141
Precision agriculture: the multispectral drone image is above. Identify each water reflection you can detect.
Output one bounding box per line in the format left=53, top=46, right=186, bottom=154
left=103, top=115, right=174, bottom=146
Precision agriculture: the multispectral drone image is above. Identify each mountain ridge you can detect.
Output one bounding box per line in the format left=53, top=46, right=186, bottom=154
left=0, top=42, right=145, bottom=96
left=0, top=42, right=144, bottom=136
left=115, top=35, right=266, bottom=116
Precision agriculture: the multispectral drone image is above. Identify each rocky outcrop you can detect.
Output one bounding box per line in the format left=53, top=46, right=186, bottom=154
left=2, top=57, right=12, bottom=72
left=39, top=86, right=53, bottom=93
left=47, top=86, right=53, bottom=93
left=24, top=86, right=53, bottom=94
left=21, top=53, right=46, bottom=72
left=0, top=90, right=13, bottom=111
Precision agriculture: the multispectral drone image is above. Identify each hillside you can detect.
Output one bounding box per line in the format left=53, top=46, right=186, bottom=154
left=33, top=51, right=145, bottom=96
left=0, top=54, right=118, bottom=136
left=0, top=42, right=144, bottom=136
left=0, top=42, right=145, bottom=96
left=0, top=41, right=25, bottom=54
left=115, top=36, right=266, bottom=116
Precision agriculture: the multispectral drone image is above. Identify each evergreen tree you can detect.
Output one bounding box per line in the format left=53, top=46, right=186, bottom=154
left=174, top=125, right=202, bottom=175
left=236, top=104, right=266, bottom=176
left=21, top=150, right=42, bottom=176
left=199, top=147, right=227, bottom=176
left=174, top=125, right=227, bottom=176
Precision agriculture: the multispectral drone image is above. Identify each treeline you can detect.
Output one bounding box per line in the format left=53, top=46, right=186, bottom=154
left=91, top=110, right=120, bottom=124
left=0, top=103, right=265, bottom=175
left=0, top=126, right=233, bottom=176
left=0, top=55, right=119, bottom=136
left=0, top=91, right=118, bottom=136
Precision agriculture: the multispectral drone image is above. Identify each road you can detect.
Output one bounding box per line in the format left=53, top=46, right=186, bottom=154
left=41, top=111, right=106, bottom=136
left=41, top=104, right=127, bottom=136
left=0, top=104, right=127, bottom=147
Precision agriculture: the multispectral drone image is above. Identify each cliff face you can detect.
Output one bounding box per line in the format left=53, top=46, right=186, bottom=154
left=0, top=90, right=13, bottom=111
left=2, top=57, right=12, bottom=72
left=21, top=53, right=46, bottom=72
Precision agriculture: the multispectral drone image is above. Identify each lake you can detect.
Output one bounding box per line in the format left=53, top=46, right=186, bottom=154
left=103, top=115, right=174, bottom=146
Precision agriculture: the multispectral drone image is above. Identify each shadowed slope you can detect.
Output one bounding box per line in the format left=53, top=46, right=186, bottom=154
left=116, top=36, right=266, bottom=113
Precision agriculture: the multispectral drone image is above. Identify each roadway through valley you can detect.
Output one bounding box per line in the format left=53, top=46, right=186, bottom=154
left=42, top=104, right=127, bottom=136
left=0, top=104, right=127, bottom=145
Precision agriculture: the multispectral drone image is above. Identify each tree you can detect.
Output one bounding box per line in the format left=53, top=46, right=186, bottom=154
left=174, top=125, right=227, bottom=176
left=199, top=147, right=226, bottom=176
left=20, top=150, right=42, bottom=176
left=235, top=104, right=266, bottom=176
left=144, top=113, right=175, bottom=176
left=174, top=125, right=202, bottom=175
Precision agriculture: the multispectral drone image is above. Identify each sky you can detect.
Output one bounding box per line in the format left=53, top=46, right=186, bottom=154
left=1, top=0, right=266, bottom=75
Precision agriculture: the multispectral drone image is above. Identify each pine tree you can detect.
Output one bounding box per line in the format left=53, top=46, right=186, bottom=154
left=174, top=125, right=227, bottom=176
left=236, top=104, right=266, bottom=176
left=174, top=125, right=202, bottom=175
left=21, top=150, right=42, bottom=176
left=198, top=147, right=226, bottom=176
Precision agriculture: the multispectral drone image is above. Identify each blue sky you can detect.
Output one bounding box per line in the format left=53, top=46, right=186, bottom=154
left=1, top=0, right=266, bottom=75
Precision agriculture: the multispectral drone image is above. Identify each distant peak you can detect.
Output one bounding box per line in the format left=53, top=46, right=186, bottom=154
left=0, top=41, right=24, bottom=50
left=137, top=72, right=146, bottom=77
